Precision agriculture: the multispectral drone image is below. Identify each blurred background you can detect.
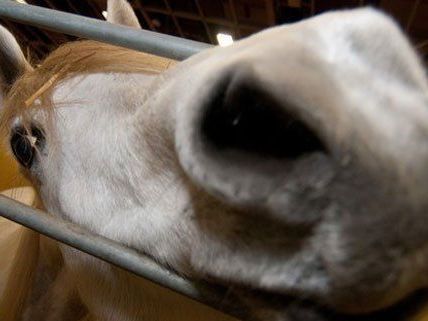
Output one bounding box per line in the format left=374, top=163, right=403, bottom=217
left=1, top=0, right=427, bottom=64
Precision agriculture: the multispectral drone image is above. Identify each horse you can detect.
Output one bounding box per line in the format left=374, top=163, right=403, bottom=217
left=1, top=0, right=428, bottom=320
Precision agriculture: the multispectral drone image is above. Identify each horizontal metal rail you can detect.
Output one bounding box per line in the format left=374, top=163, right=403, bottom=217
left=0, top=0, right=213, bottom=60
left=0, top=195, right=240, bottom=318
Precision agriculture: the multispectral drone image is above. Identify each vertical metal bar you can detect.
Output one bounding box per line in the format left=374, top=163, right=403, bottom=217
left=0, top=1, right=212, bottom=60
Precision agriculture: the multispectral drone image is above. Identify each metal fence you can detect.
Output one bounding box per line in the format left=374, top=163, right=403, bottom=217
left=0, top=1, right=239, bottom=319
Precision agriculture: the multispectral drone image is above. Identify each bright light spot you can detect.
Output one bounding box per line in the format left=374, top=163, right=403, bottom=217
left=216, top=33, right=234, bottom=47
left=16, top=0, right=27, bottom=3
left=27, top=135, right=37, bottom=147
left=102, top=10, right=108, bottom=19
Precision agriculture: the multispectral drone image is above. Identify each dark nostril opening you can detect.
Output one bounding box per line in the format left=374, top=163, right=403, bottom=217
left=10, top=125, right=44, bottom=168
left=201, top=77, right=326, bottom=159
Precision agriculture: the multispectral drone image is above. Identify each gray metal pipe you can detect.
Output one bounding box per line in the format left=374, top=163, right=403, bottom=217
left=0, top=0, right=213, bottom=60
left=0, top=195, right=241, bottom=318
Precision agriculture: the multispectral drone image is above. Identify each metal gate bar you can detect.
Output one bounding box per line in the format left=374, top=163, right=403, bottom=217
left=0, top=0, right=213, bottom=60
left=0, top=1, right=239, bottom=319
left=0, top=195, right=239, bottom=318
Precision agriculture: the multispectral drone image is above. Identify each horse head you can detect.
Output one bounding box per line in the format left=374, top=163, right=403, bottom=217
left=1, top=0, right=428, bottom=320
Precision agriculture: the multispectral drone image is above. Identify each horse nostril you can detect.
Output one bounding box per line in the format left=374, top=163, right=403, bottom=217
left=201, top=73, right=326, bottom=159
left=10, top=126, right=44, bottom=168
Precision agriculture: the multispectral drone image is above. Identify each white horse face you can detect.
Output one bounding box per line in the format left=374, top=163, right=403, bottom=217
left=1, top=1, right=428, bottom=319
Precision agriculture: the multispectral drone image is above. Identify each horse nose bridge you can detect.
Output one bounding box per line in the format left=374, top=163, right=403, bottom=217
left=174, top=23, right=428, bottom=202
left=345, top=91, right=428, bottom=182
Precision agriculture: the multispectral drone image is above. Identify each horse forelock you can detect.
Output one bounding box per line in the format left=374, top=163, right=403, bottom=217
left=0, top=40, right=176, bottom=134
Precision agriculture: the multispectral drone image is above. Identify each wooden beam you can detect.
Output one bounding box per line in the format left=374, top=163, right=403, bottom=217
left=406, top=0, right=420, bottom=32
left=85, top=0, right=104, bottom=19
left=193, top=0, right=215, bottom=43
left=228, top=0, right=239, bottom=37
left=134, top=2, right=156, bottom=31
left=64, top=0, right=79, bottom=15
left=310, top=0, right=315, bottom=16
left=145, top=6, right=264, bottom=30
left=163, top=0, right=185, bottom=38
left=265, top=0, right=276, bottom=26
left=416, top=39, right=428, bottom=54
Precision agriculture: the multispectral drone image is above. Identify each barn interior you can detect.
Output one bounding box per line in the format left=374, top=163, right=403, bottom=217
left=1, top=0, right=427, bottom=66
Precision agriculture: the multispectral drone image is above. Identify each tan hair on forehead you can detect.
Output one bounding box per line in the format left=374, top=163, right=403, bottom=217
left=0, top=40, right=176, bottom=132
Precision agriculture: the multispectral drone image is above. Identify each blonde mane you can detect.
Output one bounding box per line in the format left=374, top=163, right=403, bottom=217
left=1, top=40, right=176, bottom=131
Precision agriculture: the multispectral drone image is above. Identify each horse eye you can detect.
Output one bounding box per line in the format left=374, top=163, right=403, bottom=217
left=10, top=126, right=44, bottom=168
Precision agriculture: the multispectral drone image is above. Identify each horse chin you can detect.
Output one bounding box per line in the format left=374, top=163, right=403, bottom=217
left=224, top=265, right=428, bottom=320
left=247, top=289, right=428, bottom=321
left=325, top=290, right=428, bottom=321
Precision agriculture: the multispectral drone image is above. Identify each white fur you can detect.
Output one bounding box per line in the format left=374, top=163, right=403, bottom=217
left=2, top=2, right=428, bottom=320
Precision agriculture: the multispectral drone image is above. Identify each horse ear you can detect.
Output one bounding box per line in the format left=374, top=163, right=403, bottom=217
left=106, top=0, right=141, bottom=29
left=0, top=25, right=31, bottom=97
